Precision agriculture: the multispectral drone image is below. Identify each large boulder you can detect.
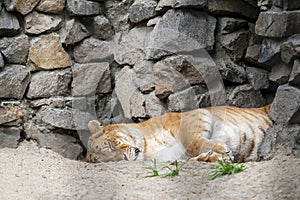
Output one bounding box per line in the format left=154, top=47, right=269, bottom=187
left=36, top=0, right=66, bottom=13
left=66, top=0, right=102, bottom=16
left=146, top=9, right=216, bottom=60
left=269, top=84, right=300, bottom=124
left=0, top=7, right=20, bottom=37
left=255, top=11, right=300, bottom=37
left=0, top=65, right=30, bottom=99
left=27, top=34, right=72, bottom=71
left=4, top=0, right=39, bottom=15
left=0, top=34, right=29, bottom=64
left=27, top=69, right=72, bottom=99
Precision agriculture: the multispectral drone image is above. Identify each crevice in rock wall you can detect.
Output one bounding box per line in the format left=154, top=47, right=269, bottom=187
left=0, top=0, right=299, bottom=159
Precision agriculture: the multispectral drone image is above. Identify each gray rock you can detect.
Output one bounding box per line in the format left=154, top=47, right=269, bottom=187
left=0, top=65, right=30, bottom=99
left=36, top=106, right=95, bottom=130
left=114, top=66, right=140, bottom=119
left=24, top=123, right=83, bottom=159
left=129, top=90, right=146, bottom=119
left=113, top=27, right=152, bottom=65
left=0, top=7, right=20, bottom=37
left=129, top=0, right=157, bottom=23
left=255, top=11, right=300, bottom=37
left=0, top=105, right=24, bottom=125
left=27, top=69, right=72, bottom=99
left=258, top=38, right=282, bottom=66
left=0, top=34, right=29, bottom=64
left=156, top=0, right=207, bottom=11
left=73, top=37, right=113, bottom=64
left=146, top=9, right=216, bottom=60
left=4, top=0, right=39, bottom=15
left=280, top=34, right=300, bottom=64
left=0, top=127, right=20, bottom=148
left=217, top=17, right=248, bottom=35
left=269, top=84, right=300, bottom=124
left=245, top=44, right=272, bottom=70
left=25, top=11, right=62, bottom=35
left=0, top=53, right=4, bottom=68
left=104, top=0, right=133, bottom=32
left=72, top=63, right=111, bottom=96
left=227, top=84, right=265, bottom=108
left=133, top=60, right=155, bottom=93
left=30, top=97, right=66, bottom=108
left=27, top=34, right=72, bottom=71
left=269, top=61, right=292, bottom=85
left=93, top=15, right=114, bottom=40
left=168, top=87, right=198, bottom=112
left=96, top=94, right=112, bottom=124
left=60, top=19, right=90, bottom=45
left=289, top=59, right=300, bottom=86
left=208, top=0, right=259, bottom=21
left=214, top=44, right=247, bottom=84
left=246, top=67, right=270, bottom=90
left=257, top=124, right=277, bottom=160
left=36, top=0, right=66, bottom=13
left=272, top=0, right=300, bottom=10
left=153, top=56, right=192, bottom=99
left=66, top=0, right=102, bottom=16
left=217, top=31, right=249, bottom=61
left=145, top=91, right=166, bottom=118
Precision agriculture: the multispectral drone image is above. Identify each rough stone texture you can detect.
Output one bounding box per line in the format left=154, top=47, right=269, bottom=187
left=255, top=11, right=300, bottom=37
left=27, top=34, right=72, bottom=71
left=273, top=0, right=300, bottom=10
left=217, top=31, right=249, bottom=61
left=36, top=107, right=95, bottom=130
left=60, top=19, right=90, bottom=45
left=0, top=53, right=4, bottom=68
left=133, top=60, right=155, bottom=93
left=269, top=84, right=300, bottom=124
left=246, top=67, right=270, bottom=90
left=153, top=57, right=192, bottom=99
left=214, top=44, right=247, bottom=84
left=36, top=0, right=66, bottom=13
left=4, top=0, right=39, bottom=15
left=0, top=34, right=29, bottom=64
left=0, top=65, right=30, bottom=99
left=66, top=0, right=102, bottom=16
left=258, top=38, right=282, bottom=66
left=289, top=59, right=300, bottom=86
left=257, top=123, right=277, bottom=160
left=280, top=34, right=300, bottom=64
left=24, top=123, right=83, bottom=159
left=129, top=90, right=146, bottom=119
left=74, top=37, right=112, bottom=64
left=128, top=0, right=157, bottom=23
left=146, top=9, right=216, bottom=60
left=245, top=44, right=272, bottom=70
left=27, top=69, right=72, bottom=99
left=93, top=16, right=114, bottom=40
left=25, top=11, right=62, bottom=35
left=72, top=63, right=111, bottom=96
left=156, top=0, right=207, bottom=11
left=218, top=17, right=248, bottom=35
left=269, top=61, right=292, bottom=85
left=114, top=27, right=152, bottom=65
left=145, top=92, right=166, bottom=118
left=227, top=84, right=265, bottom=108
left=0, top=105, right=24, bottom=126
left=0, top=8, right=20, bottom=37
left=0, top=127, right=20, bottom=148
left=168, top=87, right=198, bottom=112
left=104, top=0, right=133, bottom=32
left=207, top=0, right=260, bottom=21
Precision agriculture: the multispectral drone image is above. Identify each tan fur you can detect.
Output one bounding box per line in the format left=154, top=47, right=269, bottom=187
left=86, top=105, right=272, bottom=163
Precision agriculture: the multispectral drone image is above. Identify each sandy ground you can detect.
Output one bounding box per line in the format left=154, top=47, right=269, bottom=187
left=0, top=141, right=299, bottom=200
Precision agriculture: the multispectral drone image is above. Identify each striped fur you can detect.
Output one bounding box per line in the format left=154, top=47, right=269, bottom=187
left=86, top=105, right=272, bottom=163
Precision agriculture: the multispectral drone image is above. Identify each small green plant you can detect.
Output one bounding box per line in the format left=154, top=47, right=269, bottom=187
left=144, top=160, right=183, bottom=178
left=144, top=159, right=159, bottom=178
left=209, top=159, right=246, bottom=180
left=161, top=160, right=180, bottom=178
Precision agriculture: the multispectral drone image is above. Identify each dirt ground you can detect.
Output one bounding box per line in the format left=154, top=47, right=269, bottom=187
left=0, top=141, right=299, bottom=200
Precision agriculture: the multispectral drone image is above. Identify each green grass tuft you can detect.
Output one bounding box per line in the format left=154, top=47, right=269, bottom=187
left=144, top=159, right=159, bottom=178
left=209, top=159, right=246, bottom=180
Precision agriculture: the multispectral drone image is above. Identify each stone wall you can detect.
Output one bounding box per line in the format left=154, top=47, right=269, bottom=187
left=0, top=0, right=299, bottom=159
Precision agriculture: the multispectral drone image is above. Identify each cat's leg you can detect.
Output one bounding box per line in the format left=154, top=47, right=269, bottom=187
left=186, top=137, right=233, bottom=162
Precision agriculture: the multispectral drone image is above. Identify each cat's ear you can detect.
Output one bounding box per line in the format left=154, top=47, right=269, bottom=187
left=88, top=120, right=104, bottom=136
